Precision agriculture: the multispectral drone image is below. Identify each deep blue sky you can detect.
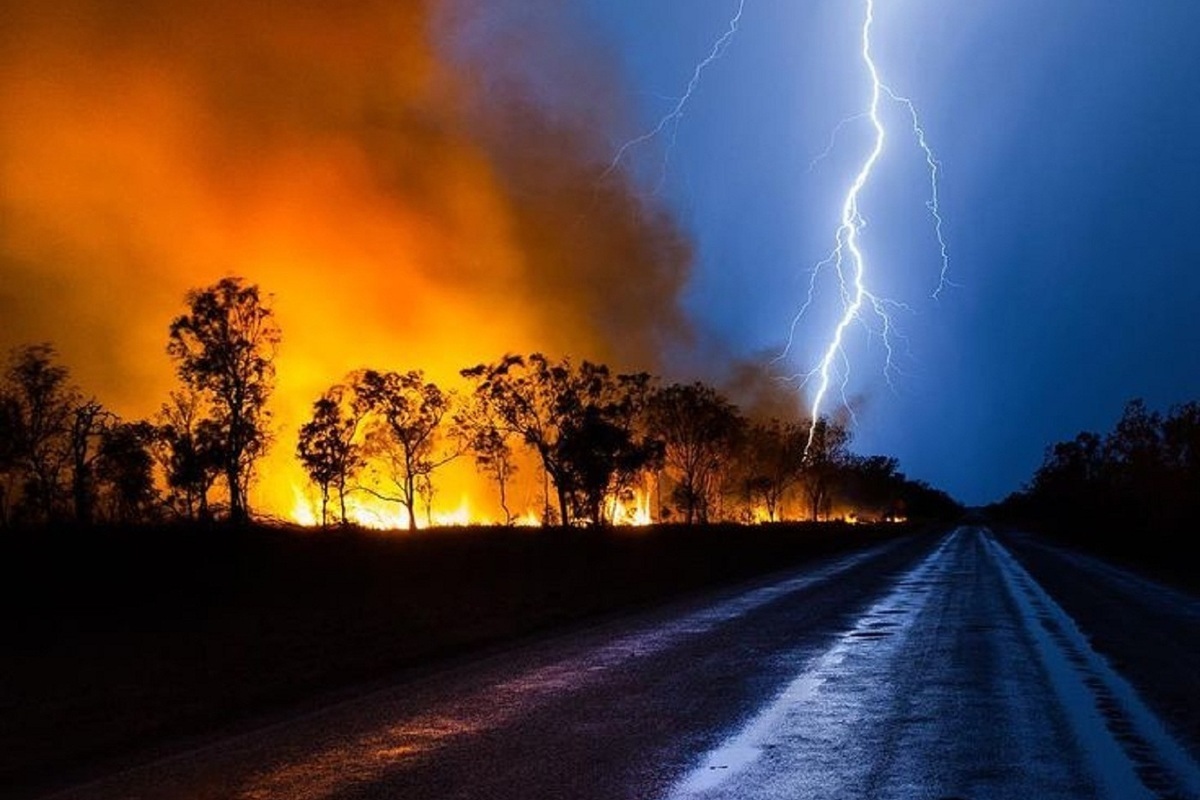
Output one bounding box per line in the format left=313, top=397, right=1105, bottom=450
left=579, top=0, right=1200, bottom=505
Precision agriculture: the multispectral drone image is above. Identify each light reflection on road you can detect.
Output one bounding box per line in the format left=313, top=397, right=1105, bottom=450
left=666, top=527, right=1200, bottom=800
left=222, top=546, right=891, bottom=800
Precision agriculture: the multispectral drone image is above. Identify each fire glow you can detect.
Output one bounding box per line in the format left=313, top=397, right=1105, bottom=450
left=0, top=0, right=692, bottom=526
left=0, top=2, right=941, bottom=532
left=289, top=485, right=655, bottom=530
left=290, top=488, right=476, bottom=531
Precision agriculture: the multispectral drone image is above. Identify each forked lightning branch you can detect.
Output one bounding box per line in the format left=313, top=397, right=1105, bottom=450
left=608, top=0, right=951, bottom=458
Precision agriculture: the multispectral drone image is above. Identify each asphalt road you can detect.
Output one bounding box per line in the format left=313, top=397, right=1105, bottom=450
left=36, top=527, right=1200, bottom=800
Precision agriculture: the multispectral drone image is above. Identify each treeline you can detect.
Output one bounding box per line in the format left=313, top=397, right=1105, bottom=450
left=0, top=277, right=958, bottom=529
left=994, top=398, right=1200, bottom=549
left=300, top=357, right=957, bottom=529
left=0, top=278, right=278, bottom=528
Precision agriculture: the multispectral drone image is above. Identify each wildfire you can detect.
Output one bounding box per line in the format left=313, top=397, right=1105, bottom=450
left=0, top=0, right=692, bottom=530
left=291, top=487, right=479, bottom=531
left=290, top=485, right=657, bottom=530
left=0, top=3, right=941, bottom=534
left=607, top=488, right=654, bottom=527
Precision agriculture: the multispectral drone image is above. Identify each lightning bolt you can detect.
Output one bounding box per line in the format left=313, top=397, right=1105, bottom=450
left=602, top=0, right=746, bottom=190
left=599, top=0, right=949, bottom=459
left=788, top=0, right=951, bottom=456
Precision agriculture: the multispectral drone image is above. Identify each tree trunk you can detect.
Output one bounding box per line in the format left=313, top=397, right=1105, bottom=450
left=72, top=464, right=92, bottom=525
left=498, top=474, right=511, bottom=526
left=226, top=463, right=245, bottom=523
left=557, top=483, right=570, bottom=529
left=542, top=462, right=552, bottom=527
left=403, top=474, right=417, bottom=532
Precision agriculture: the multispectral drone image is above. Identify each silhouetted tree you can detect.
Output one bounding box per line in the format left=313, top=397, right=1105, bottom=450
left=453, top=396, right=519, bottom=525
left=646, top=382, right=743, bottom=524
left=897, top=479, right=961, bottom=521
left=557, top=369, right=662, bottom=526
left=1161, top=401, right=1200, bottom=528
left=995, top=397, right=1200, bottom=545
left=167, top=278, right=280, bottom=523
left=355, top=369, right=455, bottom=531
left=155, top=389, right=222, bottom=520
left=1028, top=430, right=1107, bottom=522
left=740, top=418, right=807, bottom=522
left=839, top=455, right=904, bottom=522
left=462, top=354, right=574, bottom=526
left=1103, top=399, right=1164, bottom=523
left=461, top=355, right=660, bottom=527
left=416, top=473, right=437, bottom=528
left=67, top=399, right=114, bottom=524
left=800, top=417, right=850, bottom=521
left=96, top=421, right=158, bottom=523
left=297, top=385, right=367, bottom=527
left=0, top=391, right=20, bottom=527
left=2, top=344, right=76, bottom=522
left=1162, top=402, right=1200, bottom=471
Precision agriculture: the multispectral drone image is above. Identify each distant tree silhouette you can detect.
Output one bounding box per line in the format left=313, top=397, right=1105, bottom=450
left=556, top=368, right=661, bottom=526
left=67, top=399, right=114, bottom=524
left=646, top=382, right=743, bottom=524
left=2, top=344, right=76, bottom=522
left=0, top=389, right=21, bottom=527
left=1000, top=397, right=1200, bottom=554
left=1161, top=401, right=1200, bottom=529
left=897, top=479, right=960, bottom=521
left=96, top=421, right=158, bottom=524
left=1103, top=399, right=1164, bottom=526
left=297, top=385, right=368, bottom=527
left=740, top=418, right=807, bottom=522
left=462, top=354, right=661, bottom=527
left=0, top=344, right=166, bottom=527
left=800, top=417, right=850, bottom=521
left=354, top=370, right=455, bottom=532
left=462, top=354, right=573, bottom=526
left=1162, top=401, right=1200, bottom=469
left=168, top=278, right=280, bottom=523
left=154, top=389, right=222, bottom=521
left=1028, top=430, right=1106, bottom=520
left=453, top=395, right=519, bottom=525
left=838, top=455, right=905, bottom=522
left=416, top=473, right=437, bottom=528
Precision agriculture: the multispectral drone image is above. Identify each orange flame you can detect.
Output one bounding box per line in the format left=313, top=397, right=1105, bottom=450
left=0, top=0, right=692, bottom=527
left=290, top=483, right=658, bottom=530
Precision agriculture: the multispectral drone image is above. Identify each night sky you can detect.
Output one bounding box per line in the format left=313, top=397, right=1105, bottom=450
left=580, top=0, right=1200, bottom=505
left=1, top=0, right=1198, bottom=511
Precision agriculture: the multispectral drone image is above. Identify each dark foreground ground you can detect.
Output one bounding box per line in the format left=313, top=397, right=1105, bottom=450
left=18, top=525, right=1200, bottom=800
left=0, top=520, right=919, bottom=794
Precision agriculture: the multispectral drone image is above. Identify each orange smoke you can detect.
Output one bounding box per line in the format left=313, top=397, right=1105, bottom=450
left=0, top=0, right=692, bottom=521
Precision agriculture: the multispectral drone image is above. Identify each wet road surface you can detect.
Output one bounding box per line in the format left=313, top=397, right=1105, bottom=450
left=37, top=528, right=1200, bottom=799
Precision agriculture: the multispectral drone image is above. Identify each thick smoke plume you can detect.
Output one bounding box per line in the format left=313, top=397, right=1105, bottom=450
left=0, top=0, right=693, bottom=515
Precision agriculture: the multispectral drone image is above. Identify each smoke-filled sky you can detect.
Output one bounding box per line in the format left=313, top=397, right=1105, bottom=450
left=1, top=0, right=1198, bottom=508
left=0, top=0, right=695, bottom=515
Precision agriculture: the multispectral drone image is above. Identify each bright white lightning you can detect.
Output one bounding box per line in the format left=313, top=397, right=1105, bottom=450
left=794, top=0, right=950, bottom=455
left=599, top=0, right=948, bottom=458
left=602, top=0, right=746, bottom=189
left=802, top=0, right=885, bottom=449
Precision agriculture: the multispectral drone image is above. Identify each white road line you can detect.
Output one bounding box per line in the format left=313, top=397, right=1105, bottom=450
left=667, top=529, right=960, bottom=797
left=986, top=533, right=1200, bottom=800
